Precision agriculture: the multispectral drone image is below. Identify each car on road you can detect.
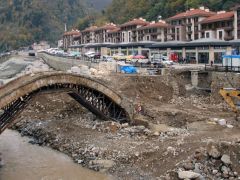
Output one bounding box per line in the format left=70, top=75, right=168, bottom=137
left=102, top=55, right=114, bottom=62
left=84, top=51, right=95, bottom=58
left=113, top=53, right=126, bottom=61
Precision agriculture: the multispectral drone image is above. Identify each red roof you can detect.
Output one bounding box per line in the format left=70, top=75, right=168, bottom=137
left=200, top=11, right=234, bottom=24
left=108, top=27, right=121, bottom=33
left=64, top=30, right=81, bottom=36
left=120, top=18, right=149, bottom=27
left=82, top=26, right=98, bottom=33
left=167, top=9, right=215, bottom=21
left=95, top=24, right=117, bottom=31
left=137, top=22, right=170, bottom=30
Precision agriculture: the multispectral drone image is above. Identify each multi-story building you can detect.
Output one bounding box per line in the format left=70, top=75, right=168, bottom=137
left=199, top=11, right=234, bottom=41
left=166, top=7, right=215, bottom=41
left=119, top=18, right=149, bottom=43
left=81, top=26, right=97, bottom=44
left=107, top=27, right=121, bottom=43
left=94, top=23, right=117, bottom=43
left=233, top=5, right=240, bottom=39
left=63, top=30, right=81, bottom=49
left=64, top=6, right=240, bottom=65
left=136, top=20, right=169, bottom=42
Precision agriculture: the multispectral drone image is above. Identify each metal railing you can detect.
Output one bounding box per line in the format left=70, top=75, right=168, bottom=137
left=205, top=64, right=240, bottom=73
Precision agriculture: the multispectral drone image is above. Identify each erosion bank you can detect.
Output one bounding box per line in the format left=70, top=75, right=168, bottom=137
left=0, top=129, right=110, bottom=180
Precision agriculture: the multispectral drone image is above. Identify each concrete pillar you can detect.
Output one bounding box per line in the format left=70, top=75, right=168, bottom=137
left=149, top=49, right=152, bottom=60
left=138, top=47, right=142, bottom=55
left=234, top=11, right=238, bottom=40
left=209, top=47, right=214, bottom=64
left=167, top=48, right=171, bottom=58
left=101, top=47, right=108, bottom=56
left=226, top=46, right=232, bottom=55
left=118, top=47, right=121, bottom=54
left=191, top=70, right=199, bottom=87
left=182, top=48, right=186, bottom=59
left=195, top=48, right=199, bottom=64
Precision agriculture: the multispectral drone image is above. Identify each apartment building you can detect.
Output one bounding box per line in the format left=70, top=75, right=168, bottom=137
left=166, top=7, right=215, bottom=41
left=63, top=30, right=81, bottom=49
left=94, top=23, right=117, bottom=43
left=107, top=27, right=121, bottom=43
left=81, top=26, right=97, bottom=44
left=119, top=18, right=149, bottom=43
left=137, top=20, right=169, bottom=42
left=233, top=5, right=240, bottom=39
left=200, top=11, right=234, bottom=41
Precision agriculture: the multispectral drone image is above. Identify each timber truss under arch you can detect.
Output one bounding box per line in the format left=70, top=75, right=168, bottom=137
left=0, top=72, right=132, bottom=133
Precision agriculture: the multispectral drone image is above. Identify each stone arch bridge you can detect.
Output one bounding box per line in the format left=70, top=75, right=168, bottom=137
left=0, top=72, right=133, bottom=134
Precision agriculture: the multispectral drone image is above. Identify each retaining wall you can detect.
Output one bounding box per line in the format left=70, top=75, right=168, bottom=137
left=38, top=53, right=98, bottom=71
left=211, top=72, right=240, bottom=103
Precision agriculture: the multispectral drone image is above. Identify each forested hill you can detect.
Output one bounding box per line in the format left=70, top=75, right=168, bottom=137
left=0, top=0, right=112, bottom=52
left=102, top=0, right=240, bottom=24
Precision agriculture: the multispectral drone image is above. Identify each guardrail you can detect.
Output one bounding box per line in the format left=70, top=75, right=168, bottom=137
left=205, top=64, right=240, bottom=73
left=43, top=52, right=101, bottom=64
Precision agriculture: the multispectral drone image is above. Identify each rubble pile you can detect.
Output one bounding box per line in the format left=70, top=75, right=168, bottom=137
left=164, top=141, right=240, bottom=180
left=67, top=62, right=117, bottom=77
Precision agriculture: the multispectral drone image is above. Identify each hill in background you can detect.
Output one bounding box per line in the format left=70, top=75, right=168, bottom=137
left=0, top=0, right=112, bottom=52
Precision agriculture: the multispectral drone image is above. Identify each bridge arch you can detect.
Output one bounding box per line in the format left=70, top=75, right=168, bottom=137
left=0, top=72, right=133, bottom=133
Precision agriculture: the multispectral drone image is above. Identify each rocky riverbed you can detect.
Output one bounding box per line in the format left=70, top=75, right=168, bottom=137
left=10, top=92, right=240, bottom=180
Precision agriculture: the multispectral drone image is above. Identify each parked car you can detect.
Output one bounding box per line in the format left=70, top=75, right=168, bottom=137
left=84, top=51, right=95, bottom=58
left=113, top=53, right=126, bottom=61
left=94, top=53, right=101, bottom=59
left=102, top=55, right=114, bottom=62
left=151, top=54, right=173, bottom=65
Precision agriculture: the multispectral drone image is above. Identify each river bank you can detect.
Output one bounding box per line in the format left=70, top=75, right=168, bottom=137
left=0, top=129, right=110, bottom=180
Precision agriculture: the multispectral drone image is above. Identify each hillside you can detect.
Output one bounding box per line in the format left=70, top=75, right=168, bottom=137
left=86, top=0, right=112, bottom=10
left=0, top=0, right=112, bottom=52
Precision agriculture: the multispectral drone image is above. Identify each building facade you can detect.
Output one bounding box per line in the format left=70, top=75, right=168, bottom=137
left=63, top=6, right=240, bottom=64
left=166, top=7, right=215, bottom=41
left=119, top=18, right=149, bottom=43
left=137, top=20, right=169, bottom=42
left=63, top=30, right=81, bottom=49
left=200, top=11, right=234, bottom=41
left=94, top=23, right=117, bottom=43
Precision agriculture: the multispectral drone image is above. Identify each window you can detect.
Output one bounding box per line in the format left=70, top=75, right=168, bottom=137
left=218, top=31, right=223, bottom=40
left=206, top=32, right=210, bottom=38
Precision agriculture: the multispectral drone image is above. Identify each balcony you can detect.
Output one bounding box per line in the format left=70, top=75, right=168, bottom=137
left=221, top=26, right=234, bottom=31
left=224, top=35, right=234, bottom=41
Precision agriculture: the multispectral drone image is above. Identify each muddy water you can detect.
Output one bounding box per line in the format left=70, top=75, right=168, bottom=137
left=0, top=130, right=110, bottom=180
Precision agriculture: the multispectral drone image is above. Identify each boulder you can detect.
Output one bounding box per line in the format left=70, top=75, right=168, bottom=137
left=221, top=154, right=231, bottom=165
left=178, top=171, right=200, bottom=179
left=207, top=145, right=221, bottom=159
left=89, top=159, right=115, bottom=171
left=183, top=162, right=195, bottom=171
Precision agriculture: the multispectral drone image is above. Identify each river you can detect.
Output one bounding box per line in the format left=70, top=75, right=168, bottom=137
left=0, top=130, right=110, bottom=180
